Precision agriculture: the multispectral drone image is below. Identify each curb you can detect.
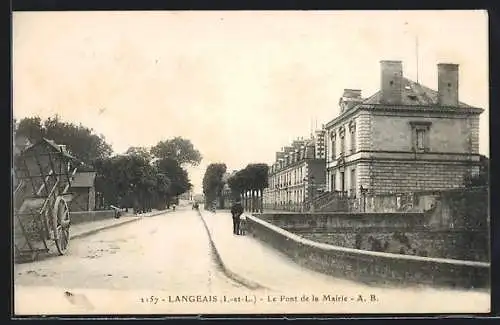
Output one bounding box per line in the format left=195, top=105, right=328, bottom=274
left=135, top=210, right=170, bottom=218
left=70, top=209, right=169, bottom=240
left=197, top=210, right=267, bottom=290
left=70, top=217, right=142, bottom=240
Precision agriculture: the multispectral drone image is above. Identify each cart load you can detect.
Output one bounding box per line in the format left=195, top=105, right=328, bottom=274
left=14, top=138, right=80, bottom=261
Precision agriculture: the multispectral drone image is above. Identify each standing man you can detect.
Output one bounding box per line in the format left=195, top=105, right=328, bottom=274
left=230, top=199, right=244, bottom=235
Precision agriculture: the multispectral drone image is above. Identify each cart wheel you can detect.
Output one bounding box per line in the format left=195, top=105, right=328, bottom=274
left=53, top=196, right=70, bottom=255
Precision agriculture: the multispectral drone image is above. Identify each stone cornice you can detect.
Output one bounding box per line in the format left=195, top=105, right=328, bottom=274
left=361, top=104, right=484, bottom=115
left=325, top=104, right=483, bottom=129
left=326, top=150, right=481, bottom=168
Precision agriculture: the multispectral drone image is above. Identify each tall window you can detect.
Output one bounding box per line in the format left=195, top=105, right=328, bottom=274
left=410, top=121, right=431, bottom=152
left=330, top=132, right=336, bottom=160
left=339, top=127, right=345, bottom=156
left=331, top=172, right=336, bottom=191
left=350, top=168, right=356, bottom=197
left=349, top=121, right=356, bottom=154
left=416, top=129, right=426, bottom=150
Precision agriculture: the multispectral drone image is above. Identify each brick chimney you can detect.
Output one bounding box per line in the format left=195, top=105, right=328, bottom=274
left=380, top=60, right=403, bottom=105
left=342, top=89, right=362, bottom=99
left=339, top=89, right=363, bottom=111
left=438, top=63, right=459, bottom=106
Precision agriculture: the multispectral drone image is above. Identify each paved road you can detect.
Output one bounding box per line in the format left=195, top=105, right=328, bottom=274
left=14, top=208, right=490, bottom=315
left=15, top=208, right=239, bottom=292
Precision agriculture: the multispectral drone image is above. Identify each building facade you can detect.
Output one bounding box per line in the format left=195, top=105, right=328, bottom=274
left=70, top=171, right=97, bottom=212
left=264, top=132, right=326, bottom=210
left=324, top=60, right=483, bottom=198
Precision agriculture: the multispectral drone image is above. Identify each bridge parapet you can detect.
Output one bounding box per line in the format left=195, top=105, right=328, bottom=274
left=246, top=214, right=490, bottom=289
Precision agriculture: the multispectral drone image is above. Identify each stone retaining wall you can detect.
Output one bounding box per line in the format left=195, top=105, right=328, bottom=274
left=258, top=212, right=427, bottom=231
left=70, top=210, right=118, bottom=225
left=257, top=211, right=489, bottom=262
left=246, top=214, right=490, bottom=289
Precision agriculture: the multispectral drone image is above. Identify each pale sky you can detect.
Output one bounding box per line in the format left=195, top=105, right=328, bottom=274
left=12, top=10, right=489, bottom=193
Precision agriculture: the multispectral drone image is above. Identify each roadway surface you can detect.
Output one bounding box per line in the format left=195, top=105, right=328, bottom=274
left=14, top=207, right=490, bottom=315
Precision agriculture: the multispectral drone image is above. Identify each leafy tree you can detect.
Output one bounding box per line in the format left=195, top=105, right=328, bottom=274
left=245, top=163, right=269, bottom=190
left=16, top=115, right=113, bottom=166
left=227, top=170, right=246, bottom=201
left=227, top=163, right=269, bottom=212
left=94, top=153, right=175, bottom=211
left=202, top=163, right=227, bottom=207
left=125, top=146, right=153, bottom=162
left=155, top=157, right=192, bottom=198
left=151, top=137, right=202, bottom=167
left=155, top=173, right=172, bottom=209
left=16, top=116, right=44, bottom=142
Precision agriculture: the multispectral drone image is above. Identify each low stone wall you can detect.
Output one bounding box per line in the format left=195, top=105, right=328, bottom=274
left=258, top=212, right=428, bottom=231
left=246, top=214, right=490, bottom=289
left=257, top=211, right=489, bottom=262
left=70, top=210, right=119, bottom=225
left=302, top=231, right=487, bottom=261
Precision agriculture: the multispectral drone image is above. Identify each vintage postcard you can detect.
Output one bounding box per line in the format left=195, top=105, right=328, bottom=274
left=12, top=10, right=490, bottom=316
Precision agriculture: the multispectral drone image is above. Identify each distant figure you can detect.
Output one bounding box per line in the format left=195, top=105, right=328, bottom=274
left=230, top=199, right=244, bottom=235
left=239, top=213, right=247, bottom=235
left=172, top=203, right=176, bottom=211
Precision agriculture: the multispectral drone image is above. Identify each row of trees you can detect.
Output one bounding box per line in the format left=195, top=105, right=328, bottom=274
left=201, top=162, right=269, bottom=210
left=202, top=163, right=227, bottom=207
left=14, top=115, right=201, bottom=211
left=227, top=164, right=269, bottom=200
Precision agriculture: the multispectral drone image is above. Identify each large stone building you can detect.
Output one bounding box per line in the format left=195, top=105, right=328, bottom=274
left=264, top=131, right=327, bottom=210
left=324, top=60, right=483, bottom=198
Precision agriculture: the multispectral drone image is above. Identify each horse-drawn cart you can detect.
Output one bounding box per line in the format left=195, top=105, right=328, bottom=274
left=13, top=138, right=79, bottom=261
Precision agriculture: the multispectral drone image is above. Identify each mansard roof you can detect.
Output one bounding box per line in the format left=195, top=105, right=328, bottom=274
left=325, top=78, right=483, bottom=129
left=361, top=78, right=475, bottom=108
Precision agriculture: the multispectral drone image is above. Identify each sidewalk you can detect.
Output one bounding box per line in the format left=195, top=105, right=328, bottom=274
left=199, top=210, right=356, bottom=293
left=71, top=209, right=169, bottom=239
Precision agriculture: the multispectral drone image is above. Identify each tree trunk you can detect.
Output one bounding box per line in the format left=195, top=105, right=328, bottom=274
left=251, top=190, right=256, bottom=212
left=259, top=189, right=264, bottom=213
